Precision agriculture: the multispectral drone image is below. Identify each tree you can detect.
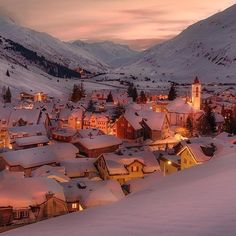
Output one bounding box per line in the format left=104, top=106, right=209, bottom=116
left=197, top=103, right=216, bottom=135
left=112, top=103, right=125, bottom=122
left=106, top=91, right=114, bottom=103
left=139, top=90, right=147, bottom=104
left=127, top=83, right=138, bottom=102
left=127, top=83, right=134, bottom=97
left=168, top=83, right=177, bottom=101
left=71, top=83, right=86, bottom=102
left=132, top=87, right=138, bottom=102
left=5, top=87, right=12, bottom=103
left=87, top=100, right=95, bottom=112
left=6, top=70, right=10, bottom=77
left=186, top=116, right=194, bottom=137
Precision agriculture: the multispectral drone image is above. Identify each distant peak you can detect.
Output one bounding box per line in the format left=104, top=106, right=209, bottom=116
left=0, top=15, right=17, bottom=24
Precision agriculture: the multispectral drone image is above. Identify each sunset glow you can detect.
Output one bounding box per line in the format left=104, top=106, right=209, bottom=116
left=0, top=0, right=235, bottom=49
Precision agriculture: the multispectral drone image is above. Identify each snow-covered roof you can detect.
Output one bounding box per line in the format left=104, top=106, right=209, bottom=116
left=141, top=111, right=167, bottom=130
left=60, top=158, right=97, bottom=178
left=8, top=124, right=47, bottom=136
left=61, top=178, right=124, bottom=207
left=77, top=128, right=104, bottom=139
left=78, top=135, right=122, bottom=150
left=166, top=98, right=195, bottom=113
left=100, top=151, right=160, bottom=175
left=1, top=143, right=79, bottom=168
left=15, top=135, right=49, bottom=147
left=124, top=111, right=142, bottom=130
left=32, top=165, right=70, bottom=183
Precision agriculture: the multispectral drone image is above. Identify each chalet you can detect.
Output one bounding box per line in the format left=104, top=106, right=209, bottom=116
left=0, top=143, right=79, bottom=176
left=74, top=135, right=122, bottom=158
left=20, top=91, right=47, bottom=102
left=95, top=152, right=160, bottom=184
left=114, top=112, right=143, bottom=142
left=177, top=143, right=215, bottom=170
left=141, top=112, right=170, bottom=141
left=0, top=177, right=68, bottom=225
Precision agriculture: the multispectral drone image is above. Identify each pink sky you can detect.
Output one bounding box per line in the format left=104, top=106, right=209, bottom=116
left=0, top=0, right=235, bottom=49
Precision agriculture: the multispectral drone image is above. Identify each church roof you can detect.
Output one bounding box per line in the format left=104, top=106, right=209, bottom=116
left=193, top=76, right=200, bottom=84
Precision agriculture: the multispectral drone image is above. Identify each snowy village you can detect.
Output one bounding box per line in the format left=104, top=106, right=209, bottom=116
left=0, top=1, right=236, bottom=236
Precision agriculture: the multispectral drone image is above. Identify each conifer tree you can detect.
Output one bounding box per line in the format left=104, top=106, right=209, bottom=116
left=6, top=70, right=10, bottom=77
left=186, top=116, right=194, bottom=137
left=132, top=87, right=138, bottom=102
left=112, top=103, right=125, bottom=122
left=168, top=83, right=177, bottom=101
left=197, top=103, right=216, bottom=135
left=106, top=91, right=114, bottom=103
left=5, top=87, right=11, bottom=103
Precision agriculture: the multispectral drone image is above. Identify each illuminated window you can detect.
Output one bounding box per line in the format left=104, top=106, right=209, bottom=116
left=72, top=203, right=77, bottom=209
left=131, top=166, right=138, bottom=172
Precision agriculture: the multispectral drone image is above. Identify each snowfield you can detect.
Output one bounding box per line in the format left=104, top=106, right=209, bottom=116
left=3, top=152, right=236, bottom=236
left=122, top=4, right=236, bottom=83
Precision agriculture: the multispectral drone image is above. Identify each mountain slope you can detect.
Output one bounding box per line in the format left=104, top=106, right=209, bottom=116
left=123, top=4, right=236, bottom=83
left=72, top=40, right=139, bottom=67
left=0, top=17, right=108, bottom=73
left=3, top=152, right=236, bottom=236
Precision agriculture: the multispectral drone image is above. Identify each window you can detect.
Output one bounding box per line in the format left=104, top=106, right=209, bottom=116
left=184, top=158, right=187, bottom=164
left=72, top=203, right=77, bottom=209
left=13, top=210, right=29, bottom=219
left=131, top=166, right=138, bottom=172
left=196, top=87, right=199, bottom=98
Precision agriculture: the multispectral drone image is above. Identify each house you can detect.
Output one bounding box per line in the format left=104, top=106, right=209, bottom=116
left=58, top=108, right=83, bottom=130
left=74, top=135, right=122, bottom=158
left=0, top=143, right=79, bottom=176
left=61, top=178, right=124, bottom=210
left=95, top=151, right=160, bottom=184
left=0, top=177, right=68, bottom=225
left=113, top=111, right=143, bottom=142
left=13, top=135, right=49, bottom=150
left=83, top=112, right=110, bottom=134
left=60, top=158, right=98, bottom=179
left=51, top=128, right=77, bottom=142
left=0, top=207, right=13, bottom=226
left=159, top=155, right=181, bottom=176
left=141, top=111, right=170, bottom=141
left=177, top=143, right=215, bottom=170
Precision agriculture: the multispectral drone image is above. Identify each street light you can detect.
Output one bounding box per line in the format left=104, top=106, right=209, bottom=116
left=163, top=160, right=172, bottom=176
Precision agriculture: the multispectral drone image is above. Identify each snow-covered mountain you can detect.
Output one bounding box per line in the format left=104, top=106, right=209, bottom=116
left=3, top=151, right=236, bottom=236
left=72, top=40, right=139, bottom=67
left=0, top=16, right=108, bottom=73
left=123, top=4, right=236, bottom=83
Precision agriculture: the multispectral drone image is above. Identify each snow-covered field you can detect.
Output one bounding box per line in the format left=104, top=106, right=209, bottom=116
left=121, top=4, right=236, bottom=83
left=3, top=152, right=236, bottom=236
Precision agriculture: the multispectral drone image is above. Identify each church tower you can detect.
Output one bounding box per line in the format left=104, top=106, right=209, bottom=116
left=192, top=76, right=201, bottom=110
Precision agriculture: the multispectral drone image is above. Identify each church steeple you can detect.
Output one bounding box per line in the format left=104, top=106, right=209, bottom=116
left=192, top=77, right=201, bottom=110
